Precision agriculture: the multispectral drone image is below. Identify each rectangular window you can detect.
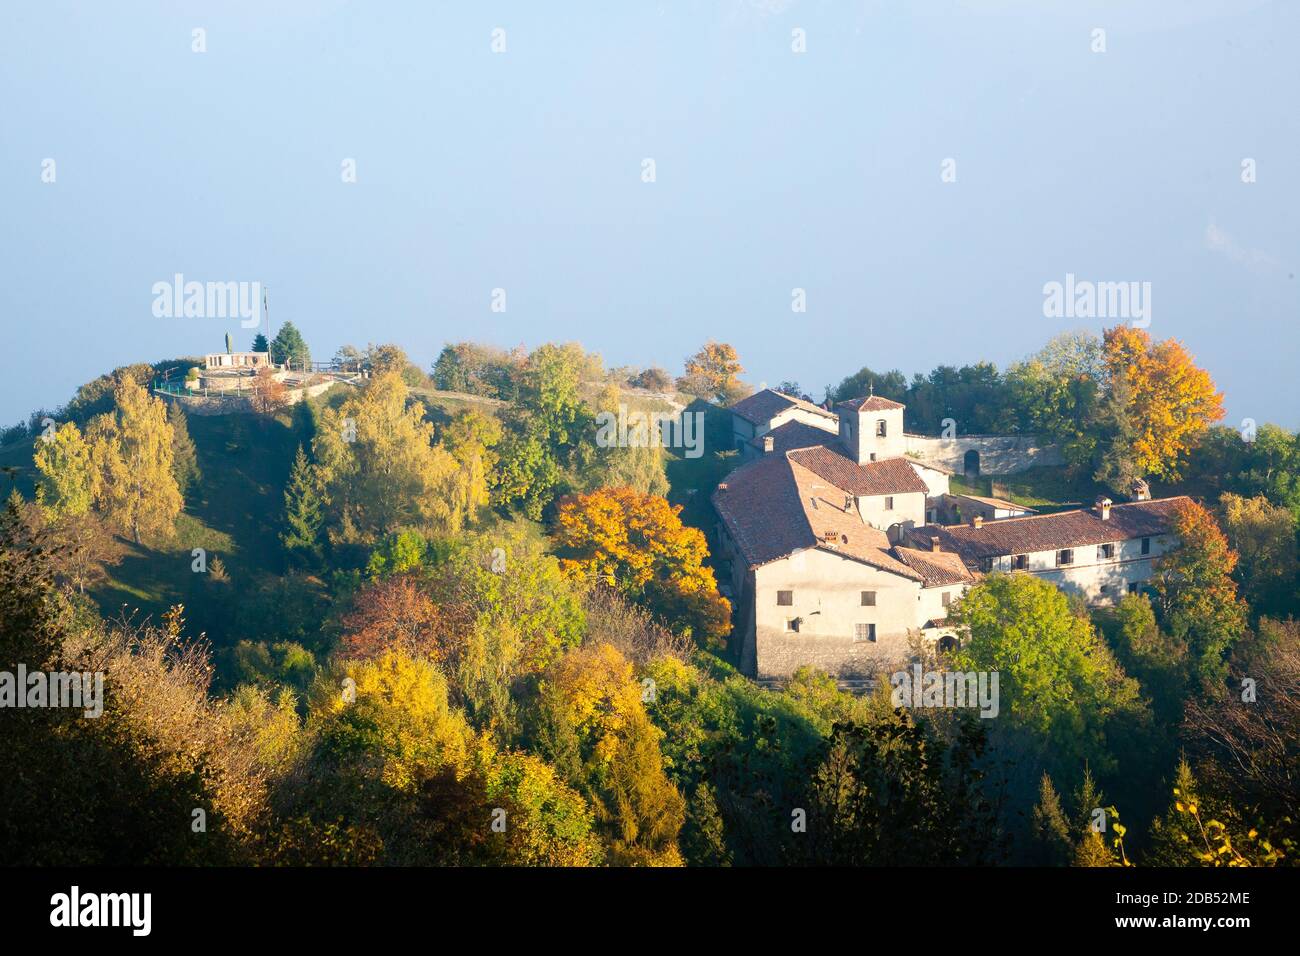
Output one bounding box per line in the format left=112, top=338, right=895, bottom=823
left=869, top=453, right=877, bottom=462
left=884, top=496, right=894, bottom=510
left=1011, top=554, right=1028, bottom=571
left=1098, top=543, right=1115, bottom=560
left=785, top=618, right=800, bottom=633
left=1057, top=549, right=1074, bottom=566
left=941, top=591, right=951, bottom=607
left=876, top=420, right=887, bottom=437
left=1141, top=537, right=1151, bottom=555
left=861, top=590, right=876, bottom=606
left=1127, top=582, right=1139, bottom=594
left=777, top=590, right=793, bottom=606
left=855, top=623, right=876, bottom=643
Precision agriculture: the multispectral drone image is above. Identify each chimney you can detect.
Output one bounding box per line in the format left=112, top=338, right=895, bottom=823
left=971, top=515, right=983, bottom=529
left=1130, top=478, right=1150, bottom=502
left=930, top=536, right=941, bottom=553
left=1095, top=496, right=1112, bottom=520
left=717, top=482, right=728, bottom=492
left=762, top=435, right=774, bottom=454
left=844, top=495, right=854, bottom=512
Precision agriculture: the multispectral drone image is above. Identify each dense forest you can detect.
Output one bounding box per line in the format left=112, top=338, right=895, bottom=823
left=1, top=328, right=1296, bottom=866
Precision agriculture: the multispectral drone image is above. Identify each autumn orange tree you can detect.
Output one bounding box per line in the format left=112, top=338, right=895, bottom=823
left=1151, top=500, right=1248, bottom=687
left=552, top=487, right=731, bottom=647
left=250, top=366, right=289, bottom=415
left=680, top=340, right=745, bottom=403
left=338, top=574, right=464, bottom=664
left=1101, top=326, right=1223, bottom=481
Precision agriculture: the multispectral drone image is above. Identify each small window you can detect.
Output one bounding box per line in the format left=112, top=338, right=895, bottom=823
left=854, top=623, right=876, bottom=643
left=785, top=617, right=800, bottom=633
left=1141, top=537, right=1151, bottom=555
left=869, top=453, right=877, bottom=462
left=875, top=420, right=887, bottom=437
left=884, top=496, right=894, bottom=510
left=1098, top=543, right=1115, bottom=560
left=941, top=591, right=951, bottom=607
left=1056, top=549, right=1074, bottom=566
left=777, top=590, right=793, bottom=606
left=861, top=590, right=876, bottom=607
left=1127, top=582, right=1139, bottom=594
left=1011, top=554, right=1028, bottom=571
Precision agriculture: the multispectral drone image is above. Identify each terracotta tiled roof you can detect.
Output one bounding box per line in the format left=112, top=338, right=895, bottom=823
left=747, top=419, right=841, bottom=454
left=729, top=389, right=836, bottom=426
left=711, top=451, right=923, bottom=581
left=787, top=459, right=925, bottom=579
left=787, top=446, right=929, bottom=496
left=893, top=547, right=976, bottom=587
left=952, top=494, right=1037, bottom=513
left=835, top=395, right=905, bottom=412
left=907, top=497, right=1191, bottom=565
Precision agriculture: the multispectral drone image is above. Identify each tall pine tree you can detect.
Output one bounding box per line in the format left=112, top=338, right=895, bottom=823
left=168, top=403, right=201, bottom=500
left=270, top=322, right=311, bottom=368
left=282, top=445, right=324, bottom=561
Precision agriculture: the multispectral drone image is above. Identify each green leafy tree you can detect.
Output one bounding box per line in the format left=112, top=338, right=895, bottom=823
left=1218, top=492, right=1298, bottom=616
left=947, top=573, right=1148, bottom=777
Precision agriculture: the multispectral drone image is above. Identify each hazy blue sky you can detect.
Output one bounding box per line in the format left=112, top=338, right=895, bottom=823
left=2, top=1, right=1296, bottom=428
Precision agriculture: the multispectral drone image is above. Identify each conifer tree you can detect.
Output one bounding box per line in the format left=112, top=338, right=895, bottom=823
left=270, top=321, right=311, bottom=368
left=282, top=445, right=324, bottom=561
left=1030, top=774, right=1073, bottom=866
left=168, top=403, right=200, bottom=500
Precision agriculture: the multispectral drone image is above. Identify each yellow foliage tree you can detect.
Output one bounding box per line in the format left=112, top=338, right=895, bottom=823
left=305, top=651, right=603, bottom=865
left=1102, top=326, right=1224, bottom=480
left=535, top=643, right=685, bottom=865
left=682, top=340, right=744, bottom=402
left=85, top=378, right=183, bottom=544
left=33, top=422, right=94, bottom=518
left=554, top=486, right=731, bottom=647
left=311, top=372, right=480, bottom=541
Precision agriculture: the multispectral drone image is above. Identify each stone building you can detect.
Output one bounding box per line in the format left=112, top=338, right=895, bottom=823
left=714, top=390, right=1187, bottom=681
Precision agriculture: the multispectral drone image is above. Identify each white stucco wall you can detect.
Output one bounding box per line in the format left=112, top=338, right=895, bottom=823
left=908, top=462, right=950, bottom=497
left=856, top=490, right=926, bottom=532
left=840, top=407, right=906, bottom=464
left=985, top=534, right=1174, bottom=604
left=751, top=548, right=927, bottom=679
